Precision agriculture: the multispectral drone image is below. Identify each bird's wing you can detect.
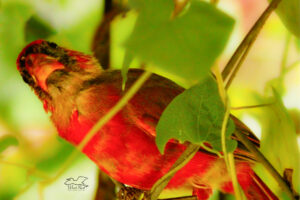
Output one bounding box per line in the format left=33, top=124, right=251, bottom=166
left=125, top=70, right=259, bottom=140
left=123, top=69, right=184, bottom=138
left=123, top=69, right=261, bottom=162
left=83, top=69, right=260, bottom=161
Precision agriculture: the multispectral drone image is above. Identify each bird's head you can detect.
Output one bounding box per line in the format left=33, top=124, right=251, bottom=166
left=17, top=40, right=102, bottom=112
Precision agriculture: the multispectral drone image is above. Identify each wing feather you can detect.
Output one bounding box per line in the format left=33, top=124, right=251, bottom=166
left=84, top=69, right=260, bottom=161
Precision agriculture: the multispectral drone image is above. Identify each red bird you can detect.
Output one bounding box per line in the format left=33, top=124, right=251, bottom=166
left=17, top=40, right=277, bottom=200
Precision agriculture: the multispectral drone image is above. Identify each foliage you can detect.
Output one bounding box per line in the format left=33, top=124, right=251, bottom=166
left=156, top=75, right=236, bottom=153
left=0, top=0, right=101, bottom=199
left=0, top=0, right=299, bottom=199
left=125, top=0, right=234, bottom=83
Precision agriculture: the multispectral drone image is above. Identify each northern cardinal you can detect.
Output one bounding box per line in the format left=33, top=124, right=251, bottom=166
left=17, top=40, right=278, bottom=200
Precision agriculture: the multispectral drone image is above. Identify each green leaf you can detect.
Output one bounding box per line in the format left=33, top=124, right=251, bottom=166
left=272, top=0, right=300, bottom=38
left=25, top=15, right=56, bottom=43
left=0, top=135, right=18, bottom=153
left=156, top=75, right=237, bottom=154
left=261, top=89, right=300, bottom=193
left=125, top=0, right=234, bottom=82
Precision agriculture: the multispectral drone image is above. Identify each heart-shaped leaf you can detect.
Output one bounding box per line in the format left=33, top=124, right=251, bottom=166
left=125, top=0, right=234, bottom=82
left=156, top=75, right=237, bottom=153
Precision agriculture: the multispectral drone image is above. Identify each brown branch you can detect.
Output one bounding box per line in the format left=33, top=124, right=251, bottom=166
left=224, top=41, right=252, bottom=89
left=221, top=0, right=282, bottom=83
left=158, top=196, right=197, bottom=200
left=94, top=170, right=116, bottom=200
left=234, top=131, right=295, bottom=200
left=92, top=0, right=126, bottom=69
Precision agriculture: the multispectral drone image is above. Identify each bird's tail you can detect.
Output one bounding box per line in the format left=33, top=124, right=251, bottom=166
left=243, top=172, right=278, bottom=200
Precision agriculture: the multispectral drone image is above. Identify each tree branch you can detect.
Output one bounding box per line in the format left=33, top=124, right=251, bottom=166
left=158, top=196, right=197, bottom=200
left=221, top=0, right=282, bottom=83
left=234, top=131, right=295, bottom=200
left=94, top=170, right=116, bottom=200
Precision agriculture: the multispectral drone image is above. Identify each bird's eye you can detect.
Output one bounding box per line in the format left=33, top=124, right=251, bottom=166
left=48, top=42, right=57, bottom=49
left=26, top=58, right=33, bottom=67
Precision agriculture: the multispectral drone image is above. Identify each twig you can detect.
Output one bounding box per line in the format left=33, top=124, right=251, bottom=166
left=158, top=196, right=197, bottom=200
left=92, top=0, right=125, bottom=69
left=225, top=41, right=252, bottom=89
left=234, top=130, right=295, bottom=200
left=215, top=65, right=244, bottom=199
left=221, top=101, right=244, bottom=200
left=94, top=170, right=116, bottom=200
left=149, top=144, right=200, bottom=200
left=200, top=143, right=222, bottom=157
left=222, top=0, right=282, bottom=82
left=228, top=153, right=245, bottom=200
left=212, top=65, right=226, bottom=104
left=231, top=102, right=273, bottom=110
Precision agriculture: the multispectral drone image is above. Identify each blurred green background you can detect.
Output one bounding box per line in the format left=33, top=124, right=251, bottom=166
left=0, top=0, right=299, bottom=199
left=0, top=0, right=102, bottom=199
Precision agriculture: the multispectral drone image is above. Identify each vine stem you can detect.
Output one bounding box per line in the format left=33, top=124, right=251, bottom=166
left=231, top=102, right=273, bottom=110
left=150, top=144, right=200, bottom=200
left=228, top=153, right=245, bottom=200
left=214, top=65, right=244, bottom=199
left=221, top=100, right=244, bottom=200
left=222, top=0, right=282, bottom=82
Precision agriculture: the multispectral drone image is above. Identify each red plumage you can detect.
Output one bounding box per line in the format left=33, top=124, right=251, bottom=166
left=17, top=40, right=278, bottom=200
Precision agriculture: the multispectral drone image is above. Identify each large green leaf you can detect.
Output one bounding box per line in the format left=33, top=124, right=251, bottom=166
left=260, top=89, right=300, bottom=193
left=156, top=75, right=237, bottom=153
left=125, top=0, right=234, bottom=82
